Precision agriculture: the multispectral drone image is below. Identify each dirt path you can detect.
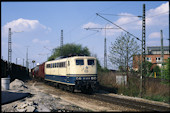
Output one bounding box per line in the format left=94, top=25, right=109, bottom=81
left=31, top=80, right=137, bottom=112
left=2, top=79, right=138, bottom=112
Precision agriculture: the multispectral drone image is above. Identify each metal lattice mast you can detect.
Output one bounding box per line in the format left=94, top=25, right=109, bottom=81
left=8, top=28, right=12, bottom=77
left=60, top=30, right=63, bottom=56
left=142, top=4, right=146, bottom=62
left=140, top=4, right=146, bottom=97
left=8, top=28, right=12, bottom=63
left=160, top=30, right=164, bottom=80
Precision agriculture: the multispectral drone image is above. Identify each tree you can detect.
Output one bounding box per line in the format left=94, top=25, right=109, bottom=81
left=109, top=33, right=140, bottom=72
left=145, top=61, right=153, bottom=76
left=163, top=58, right=170, bottom=82
left=48, top=43, right=90, bottom=61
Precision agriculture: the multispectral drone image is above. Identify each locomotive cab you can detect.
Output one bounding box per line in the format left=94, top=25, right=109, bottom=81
left=68, top=56, right=97, bottom=93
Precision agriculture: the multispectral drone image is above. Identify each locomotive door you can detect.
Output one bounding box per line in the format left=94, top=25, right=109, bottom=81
left=66, top=60, right=70, bottom=75
left=66, top=60, right=71, bottom=83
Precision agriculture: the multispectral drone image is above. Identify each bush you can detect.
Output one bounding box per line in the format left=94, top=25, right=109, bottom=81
left=163, top=58, right=170, bottom=83
left=153, top=65, right=161, bottom=77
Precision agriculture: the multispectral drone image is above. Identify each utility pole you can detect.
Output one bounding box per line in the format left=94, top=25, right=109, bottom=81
left=23, top=58, right=24, bottom=66
left=126, top=34, right=129, bottom=83
left=104, top=24, right=108, bottom=69
left=60, top=30, right=63, bottom=56
left=104, top=28, right=107, bottom=69
left=16, top=58, right=17, bottom=64
left=160, top=30, right=164, bottom=80
left=140, top=4, right=146, bottom=98
left=26, top=46, right=29, bottom=69
left=8, top=28, right=12, bottom=77
left=85, top=26, right=118, bottom=68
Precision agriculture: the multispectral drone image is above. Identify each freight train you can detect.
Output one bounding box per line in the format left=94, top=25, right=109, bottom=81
left=32, top=55, right=98, bottom=93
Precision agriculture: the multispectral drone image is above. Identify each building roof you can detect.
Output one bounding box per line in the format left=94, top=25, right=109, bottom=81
left=147, top=46, right=169, bottom=51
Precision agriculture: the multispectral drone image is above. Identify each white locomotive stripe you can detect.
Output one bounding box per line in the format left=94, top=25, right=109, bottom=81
left=45, top=78, right=75, bottom=85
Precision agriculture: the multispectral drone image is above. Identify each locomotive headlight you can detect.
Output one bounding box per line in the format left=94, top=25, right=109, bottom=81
left=91, top=76, right=96, bottom=80
left=76, top=77, right=82, bottom=80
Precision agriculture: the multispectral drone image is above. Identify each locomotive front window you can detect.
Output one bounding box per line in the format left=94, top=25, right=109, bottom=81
left=76, top=59, right=84, bottom=65
left=88, top=59, right=95, bottom=65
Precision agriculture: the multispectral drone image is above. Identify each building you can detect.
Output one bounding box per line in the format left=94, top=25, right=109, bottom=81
left=133, top=46, right=170, bottom=71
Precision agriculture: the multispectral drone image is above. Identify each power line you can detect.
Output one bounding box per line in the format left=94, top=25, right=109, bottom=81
left=97, top=13, right=142, bottom=18
left=71, top=31, right=99, bottom=43
left=97, top=11, right=169, bottom=28
left=98, top=11, right=168, bottom=18
left=146, top=11, right=169, bottom=18
left=96, top=13, right=142, bottom=42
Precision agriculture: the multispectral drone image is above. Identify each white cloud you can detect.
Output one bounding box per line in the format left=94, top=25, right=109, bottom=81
left=146, top=2, right=169, bottom=26
left=2, top=18, right=51, bottom=37
left=147, top=2, right=169, bottom=17
left=32, top=38, right=50, bottom=45
left=115, top=13, right=142, bottom=30
left=82, top=22, right=101, bottom=29
left=148, top=32, right=160, bottom=38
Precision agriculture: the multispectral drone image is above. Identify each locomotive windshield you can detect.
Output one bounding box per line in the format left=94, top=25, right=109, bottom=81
left=88, top=59, right=95, bottom=65
left=76, top=59, right=84, bottom=65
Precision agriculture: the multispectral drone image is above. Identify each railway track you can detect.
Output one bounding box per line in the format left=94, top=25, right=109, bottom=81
left=32, top=80, right=170, bottom=111
left=80, top=93, right=170, bottom=111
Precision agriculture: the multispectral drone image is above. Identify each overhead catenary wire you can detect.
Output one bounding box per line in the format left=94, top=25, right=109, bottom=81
left=97, top=13, right=142, bottom=18
left=71, top=31, right=99, bottom=43
left=97, top=11, right=169, bottom=27
left=98, top=11, right=168, bottom=18
left=96, top=13, right=142, bottom=42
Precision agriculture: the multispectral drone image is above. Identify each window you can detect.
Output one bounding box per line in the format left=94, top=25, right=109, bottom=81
left=61, top=62, right=63, bottom=67
left=63, top=62, right=65, bottom=67
left=156, top=57, right=161, bottom=62
left=88, top=59, right=95, bottom=65
left=146, top=57, right=151, bottom=62
left=76, top=59, right=84, bottom=65
left=46, top=64, right=50, bottom=68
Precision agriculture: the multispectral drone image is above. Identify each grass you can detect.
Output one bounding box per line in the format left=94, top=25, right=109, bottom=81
left=144, top=95, right=170, bottom=103
left=97, top=71, right=170, bottom=104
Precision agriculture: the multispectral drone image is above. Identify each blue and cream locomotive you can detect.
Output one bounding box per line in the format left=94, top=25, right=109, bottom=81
left=43, top=55, right=97, bottom=93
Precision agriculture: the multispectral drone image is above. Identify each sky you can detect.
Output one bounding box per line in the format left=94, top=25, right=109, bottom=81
left=1, top=1, right=169, bottom=70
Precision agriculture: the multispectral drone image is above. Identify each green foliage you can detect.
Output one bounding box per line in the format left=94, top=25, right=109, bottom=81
left=48, top=43, right=90, bottom=61
left=153, top=65, right=161, bottom=76
left=96, top=59, right=109, bottom=73
left=145, top=61, right=153, bottom=77
left=144, top=95, right=170, bottom=103
left=163, top=58, right=170, bottom=82
left=118, top=77, right=140, bottom=97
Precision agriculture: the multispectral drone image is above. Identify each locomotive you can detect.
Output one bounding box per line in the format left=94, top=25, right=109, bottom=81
left=32, top=55, right=98, bottom=93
